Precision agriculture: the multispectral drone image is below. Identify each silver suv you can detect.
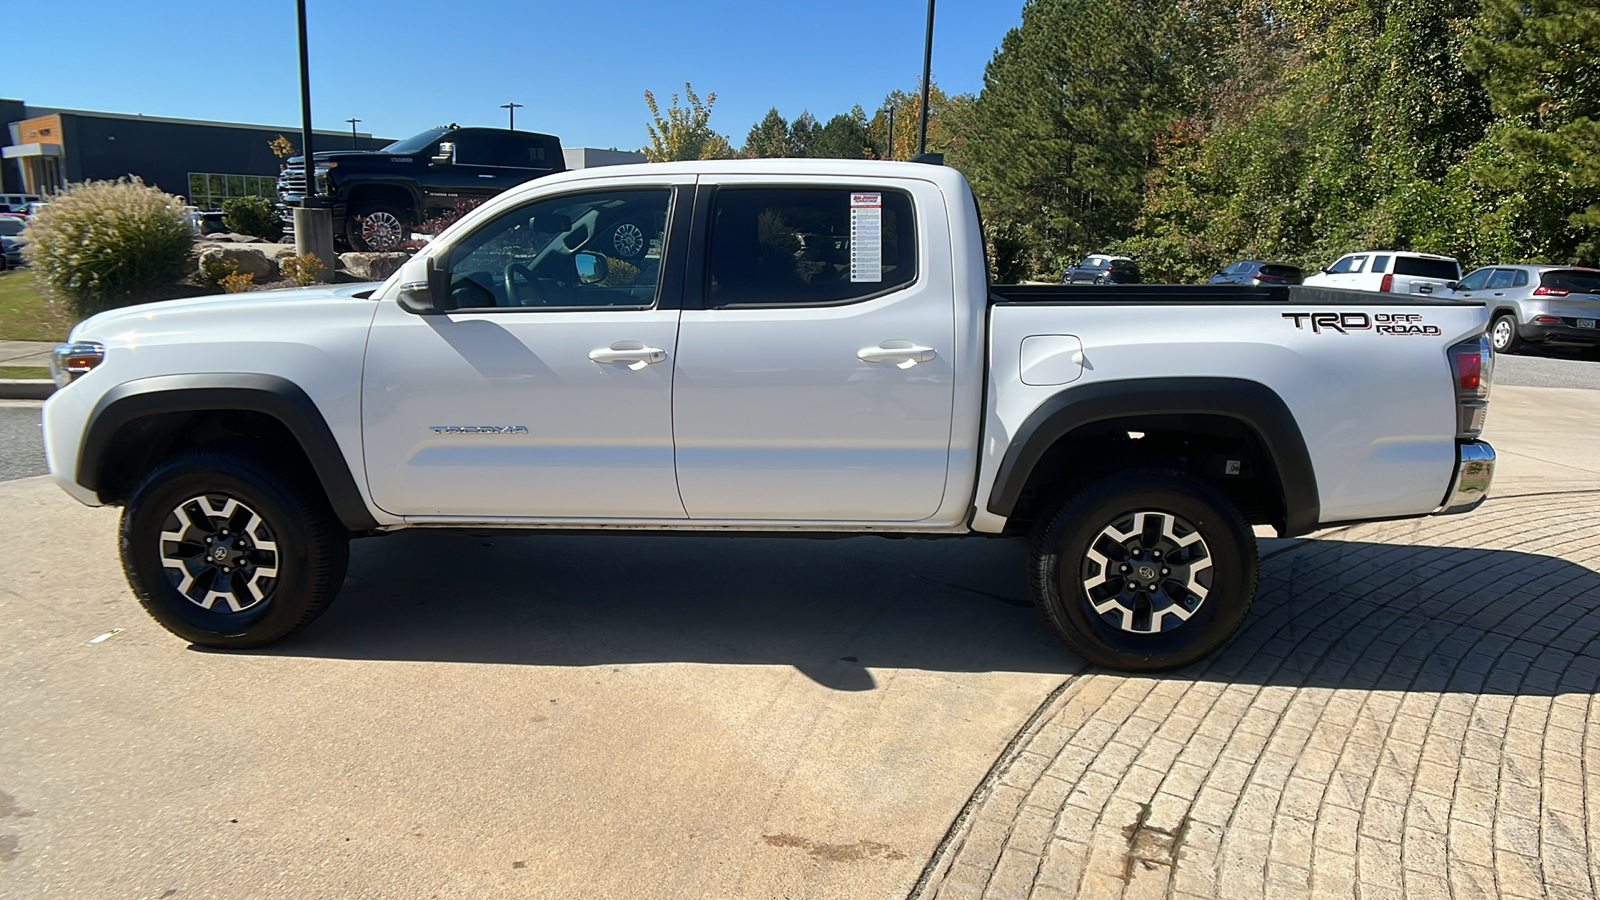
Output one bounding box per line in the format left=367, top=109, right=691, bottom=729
left=1449, top=265, right=1600, bottom=355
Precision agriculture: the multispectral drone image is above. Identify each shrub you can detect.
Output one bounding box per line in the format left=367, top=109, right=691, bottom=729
left=198, top=256, right=238, bottom=288
left=600, top=256, right=640, bottom=286
left=221, top=196, right=283, bottom=241
left=25, top=178, right=194, bottom=316
left=279, top=252, right=325, bottom=286
left=220, top=271, right=255, bottom=293
left=398, top=199, right=484, bottom=250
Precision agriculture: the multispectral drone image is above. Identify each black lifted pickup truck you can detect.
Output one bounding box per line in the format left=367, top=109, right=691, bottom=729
left=278, top=125, right=565, bottom=252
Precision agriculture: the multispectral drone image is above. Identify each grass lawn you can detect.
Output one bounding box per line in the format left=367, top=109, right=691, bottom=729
left=0, top=365, right=49, bottom=379
left=0, top=270, right=74, bottom=342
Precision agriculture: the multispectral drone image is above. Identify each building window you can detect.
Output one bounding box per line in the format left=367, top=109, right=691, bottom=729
left=187, top=172, right=275, bottom=211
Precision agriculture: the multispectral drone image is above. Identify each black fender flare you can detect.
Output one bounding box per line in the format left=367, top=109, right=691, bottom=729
left=78, top=373, right=379, bottom=532
left=987, top=377, right=1320, bottom=536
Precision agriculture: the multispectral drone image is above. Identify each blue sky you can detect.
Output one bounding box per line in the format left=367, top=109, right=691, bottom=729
left=15, top=0, right=1021, bottom=150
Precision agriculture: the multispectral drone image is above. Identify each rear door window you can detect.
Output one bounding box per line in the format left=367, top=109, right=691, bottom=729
left=1371, top=255, right=1391, bottom=273
left=1486, top=269, right=1517, bottom=290
left=1393, top=256, right=1461, bottom=280
left=705, top=187, right=917, bottom=307
left=493, top=137, right=557, bottom=169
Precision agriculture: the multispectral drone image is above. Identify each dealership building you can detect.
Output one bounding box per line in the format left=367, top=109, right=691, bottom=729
left=0, top=98, right=392, bottom=210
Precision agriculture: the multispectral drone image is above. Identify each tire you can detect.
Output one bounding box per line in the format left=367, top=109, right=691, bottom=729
left=601, top=219, right=650, bottom=260
left=1490, top=313, right=1522, bottom=355
left=120, top=446, right=349, bottom=648
left=347, top=201, right=410, bottom=252
left=1028, top=470, right=1258, bottom=672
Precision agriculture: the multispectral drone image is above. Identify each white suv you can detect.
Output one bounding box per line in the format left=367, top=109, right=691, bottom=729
left=1303, top=251, right=1461, bottom=295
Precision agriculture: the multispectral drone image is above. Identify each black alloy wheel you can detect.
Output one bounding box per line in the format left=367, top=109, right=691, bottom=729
left=120, top=446, right=348, bottom=648
left=1029, top=470, right=1258, bottom=671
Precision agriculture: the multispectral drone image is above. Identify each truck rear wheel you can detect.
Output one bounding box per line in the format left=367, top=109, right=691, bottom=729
left=348, top=201, right=410, bottom=252
left=1028, top=470, right=1258, bottom=672
left=120, top=447, right=348, bottom=648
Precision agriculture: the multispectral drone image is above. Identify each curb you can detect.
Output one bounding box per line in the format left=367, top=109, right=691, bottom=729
left=0, top=379, right=54, bottom=400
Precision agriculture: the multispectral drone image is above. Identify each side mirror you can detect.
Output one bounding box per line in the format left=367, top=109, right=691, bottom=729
left=1446, top=281, right=1458, bottom=290
left=396, top=257, right=451, bottom=314
left=574, top=251, right=609, bottom=285
left=431, top=142, right=455, bottom=165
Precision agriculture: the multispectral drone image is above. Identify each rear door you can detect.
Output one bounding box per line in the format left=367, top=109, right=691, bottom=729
left=670, top=177, right=956, bottom=521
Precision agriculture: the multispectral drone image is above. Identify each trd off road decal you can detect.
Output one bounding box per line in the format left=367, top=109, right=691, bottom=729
left=1282, top=312, right=1442, bottom=336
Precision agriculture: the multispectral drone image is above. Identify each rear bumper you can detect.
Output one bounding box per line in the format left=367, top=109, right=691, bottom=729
left=1523, top=320, right=1600, bottom=346
left=1438, top=440, right=1494, bottom=515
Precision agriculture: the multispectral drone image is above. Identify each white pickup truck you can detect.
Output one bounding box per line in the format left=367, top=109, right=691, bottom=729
left=41, top=160, right=1496, bottom=671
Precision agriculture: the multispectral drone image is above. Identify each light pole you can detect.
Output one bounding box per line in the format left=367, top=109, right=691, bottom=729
left=500, top=102, right=524, bottom=130
left=881, top=103, right=897, bottom=160
left=293, top=0, right=335, bottom=276
left=917, top=0, right=935, bottom=158
left=345, top=117, right=361, bottom=149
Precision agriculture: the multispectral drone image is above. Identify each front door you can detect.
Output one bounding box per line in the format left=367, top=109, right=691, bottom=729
left=362, top=183, right=689, bottom=519
left=670, top=180, right=956, bottom=521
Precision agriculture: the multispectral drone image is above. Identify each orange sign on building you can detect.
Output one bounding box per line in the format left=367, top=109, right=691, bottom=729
left=18, top=114, right=63, bottom=145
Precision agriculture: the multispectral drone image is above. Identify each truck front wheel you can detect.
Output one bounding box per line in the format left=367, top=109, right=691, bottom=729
left=1028, top=470, right=1258, bottom=672
left=348, top=201, right=410, bottom=252
left=119, top=447, right=349, bottom=648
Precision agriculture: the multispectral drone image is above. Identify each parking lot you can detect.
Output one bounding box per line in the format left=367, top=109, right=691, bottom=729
left=0, top=376, right=1597, bottom=898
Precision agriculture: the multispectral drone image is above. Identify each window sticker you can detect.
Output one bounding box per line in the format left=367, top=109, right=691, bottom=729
left=850, top=192, right=882, bottom=283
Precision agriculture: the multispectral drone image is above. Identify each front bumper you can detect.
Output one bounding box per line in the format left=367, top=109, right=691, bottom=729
left=1438, top=441, right=1494, bottom=515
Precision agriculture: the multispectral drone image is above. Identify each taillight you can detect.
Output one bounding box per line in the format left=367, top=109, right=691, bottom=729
left=1448, top=335, right=1492, bottom=438
left=1535, top=316, right=1560, bottom=324
left=1533, top=285, right=1569, bottom=296
left=1380, top=273, right=1394, bottom=292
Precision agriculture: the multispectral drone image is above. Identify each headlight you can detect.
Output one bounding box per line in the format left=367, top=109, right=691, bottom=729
left=50, top=342, right=105, bottom=387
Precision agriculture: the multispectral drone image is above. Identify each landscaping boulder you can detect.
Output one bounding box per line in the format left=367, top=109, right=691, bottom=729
left=338, top=252, right=409, bottom=282
left=196, top=245, right=274, bottom=279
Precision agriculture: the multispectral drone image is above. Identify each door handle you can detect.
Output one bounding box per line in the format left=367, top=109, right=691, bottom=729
left=858, top=342, right=937, bottom=369
left=589, top=343, right=667, bottom=371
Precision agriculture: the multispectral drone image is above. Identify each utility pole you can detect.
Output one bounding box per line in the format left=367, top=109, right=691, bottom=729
left=345, top=117, right=361, bottom=149
left=917, top=0, right=936, bottom=157
left=500, top=102, right=524, bottom=130
left=296, top=0, right=316, bottom=198
left=883, top=104, right=896, bottom=160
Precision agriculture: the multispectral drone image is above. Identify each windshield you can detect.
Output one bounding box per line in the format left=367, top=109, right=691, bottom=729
left=381, top=126, right=452, bottom=155
left=0, top=218, right=24, bottom=237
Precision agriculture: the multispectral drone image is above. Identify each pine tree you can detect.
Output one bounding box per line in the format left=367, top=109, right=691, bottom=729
left=742, top=108, right=794, bottom=158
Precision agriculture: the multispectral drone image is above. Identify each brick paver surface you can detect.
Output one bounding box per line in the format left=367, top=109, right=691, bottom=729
left=916, top=491, right=1600, bottom=900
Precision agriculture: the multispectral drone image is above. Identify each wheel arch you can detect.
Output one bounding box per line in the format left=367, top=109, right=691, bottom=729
left=78, top=374, right=378, bottom=532
left=344, top=182, right=419, bottom=222
left=988, top=377, right=1320, bottom=537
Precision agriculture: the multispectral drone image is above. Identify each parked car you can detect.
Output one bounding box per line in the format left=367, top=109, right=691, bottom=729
left=0, top=213, right=28, bottom=269
left=43, top=159, right=1496, bottom=672
left=1062, top=254, right=1141, bottom=284
left=278, top=124, right=566, bottom=253
left=1449, top=264, right=1600, bottom=354
left=1208, top=260, right=1303, bottom=286
left=1303, top=251, right=1461, bottom=295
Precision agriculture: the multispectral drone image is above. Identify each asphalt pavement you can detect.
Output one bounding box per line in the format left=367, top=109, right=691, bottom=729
left=0, top=400, right=45, bottom=482
left=1494, top=349, right=1600, bottom=390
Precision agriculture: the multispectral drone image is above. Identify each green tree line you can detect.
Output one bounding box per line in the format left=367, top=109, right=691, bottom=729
left=645, top=0, right=1597, bottom=281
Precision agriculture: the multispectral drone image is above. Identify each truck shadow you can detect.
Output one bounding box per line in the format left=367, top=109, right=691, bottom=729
left=254, top=531, right=1600, bottom=695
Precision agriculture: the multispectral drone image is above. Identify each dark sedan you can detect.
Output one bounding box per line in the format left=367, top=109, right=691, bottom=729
left=1209, top=260, right=1303, bottom=286
left=1062, top=254, right=1141, bottom=284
